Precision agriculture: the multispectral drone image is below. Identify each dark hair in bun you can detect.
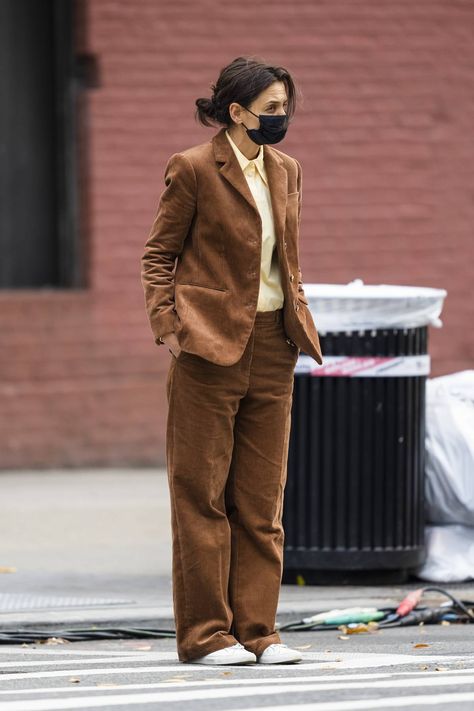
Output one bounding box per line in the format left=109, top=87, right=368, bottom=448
left=195, top=55, right=299, bottom=128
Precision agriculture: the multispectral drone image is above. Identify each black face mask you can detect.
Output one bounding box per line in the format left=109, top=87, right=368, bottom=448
left=241, top=107, right=289, bottom=145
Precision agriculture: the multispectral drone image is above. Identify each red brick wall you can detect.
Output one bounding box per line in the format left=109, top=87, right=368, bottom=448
left=0, top=0, right=472, bottom=468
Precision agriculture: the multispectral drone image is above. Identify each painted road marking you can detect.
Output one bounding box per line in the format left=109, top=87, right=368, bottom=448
left=0, top=679, right=473, bottom=710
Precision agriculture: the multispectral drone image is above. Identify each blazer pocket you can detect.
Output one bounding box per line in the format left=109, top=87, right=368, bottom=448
left=178, top=282, right=228, bottom=292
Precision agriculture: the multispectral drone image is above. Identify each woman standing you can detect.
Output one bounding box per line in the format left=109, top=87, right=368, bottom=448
left=141, top=56, right=323, bottom=666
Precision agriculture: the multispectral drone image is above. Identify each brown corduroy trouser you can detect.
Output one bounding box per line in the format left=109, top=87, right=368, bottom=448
left=165, top=308, right=300, bottom=662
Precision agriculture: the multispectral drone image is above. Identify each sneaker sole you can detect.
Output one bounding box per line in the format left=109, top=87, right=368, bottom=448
left=257, top=657, right=303, bottom=664
left=188, top=656, right=256, bottom=666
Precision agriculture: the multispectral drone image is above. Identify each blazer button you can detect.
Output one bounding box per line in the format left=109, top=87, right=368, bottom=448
left=289, top=274, right=294, bottom=282
left=283, top=240, right=287, bottom=249
left=295, top=302, right=300, bottom=312
left=285, top=337, right=296, bottom=346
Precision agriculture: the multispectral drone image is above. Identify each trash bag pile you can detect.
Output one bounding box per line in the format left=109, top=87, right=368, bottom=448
left=415, top=370, right=474, bottom=582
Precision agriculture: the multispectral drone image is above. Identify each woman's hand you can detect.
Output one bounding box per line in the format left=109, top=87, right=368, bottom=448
left=161, top=331, right=182, bottom=358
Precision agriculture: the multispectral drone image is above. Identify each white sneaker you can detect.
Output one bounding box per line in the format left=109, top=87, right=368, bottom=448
left=257, top=643, right=303, bottom=664
left=188, top=642, right=257, bottom=665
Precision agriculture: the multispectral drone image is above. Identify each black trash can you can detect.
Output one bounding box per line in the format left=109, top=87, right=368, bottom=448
left=282, top=282, right=447, bottom=585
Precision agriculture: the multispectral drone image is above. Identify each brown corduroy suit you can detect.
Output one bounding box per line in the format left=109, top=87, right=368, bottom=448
left=141, top=126, right=323, bottom=662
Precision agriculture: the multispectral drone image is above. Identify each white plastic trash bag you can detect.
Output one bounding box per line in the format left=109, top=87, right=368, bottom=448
left=304, top=279, right=447, bottom=333
left=414, top=524, right=474, bottom=582
left=424, top=370, right=474, bottom=526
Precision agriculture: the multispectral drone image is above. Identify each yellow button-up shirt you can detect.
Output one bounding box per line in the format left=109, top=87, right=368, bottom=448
left=225, top=130, right=284, bottom=312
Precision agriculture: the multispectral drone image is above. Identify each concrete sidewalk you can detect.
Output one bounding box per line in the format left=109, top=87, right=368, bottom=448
left=1, top=469, right=472, bottom=632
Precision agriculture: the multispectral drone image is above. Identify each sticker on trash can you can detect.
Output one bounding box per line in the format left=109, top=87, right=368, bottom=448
left=295, top=354, right=430, bottom=377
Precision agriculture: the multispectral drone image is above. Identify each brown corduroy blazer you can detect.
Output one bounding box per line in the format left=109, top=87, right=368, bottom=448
left=141, top=126, right=323, bottom=366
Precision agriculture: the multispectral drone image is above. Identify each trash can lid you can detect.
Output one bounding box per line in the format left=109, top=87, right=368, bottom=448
left=304, top=279, right=447, bottom=333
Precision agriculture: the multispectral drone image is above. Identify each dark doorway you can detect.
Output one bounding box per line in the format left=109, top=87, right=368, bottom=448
left=0, top=0, right=80, bottom=288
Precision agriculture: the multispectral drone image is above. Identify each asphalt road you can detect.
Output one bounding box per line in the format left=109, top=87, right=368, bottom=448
left=2, top=468, right=473, bottom=709
left=1, top=625, right=473, bottom=710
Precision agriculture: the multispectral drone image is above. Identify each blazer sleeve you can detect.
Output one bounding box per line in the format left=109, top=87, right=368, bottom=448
left=141, top=152, right=197, bottom=345
left=295, top=158, right=306, bottom=298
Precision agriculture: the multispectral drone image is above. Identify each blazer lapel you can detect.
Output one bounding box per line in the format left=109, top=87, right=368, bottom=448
left=263, top=142, right=289, bottom=254
left=212, top=127, right=289, bottom=249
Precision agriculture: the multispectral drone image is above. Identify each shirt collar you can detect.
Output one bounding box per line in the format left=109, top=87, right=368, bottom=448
left=225, top=129, right=268, bottom=186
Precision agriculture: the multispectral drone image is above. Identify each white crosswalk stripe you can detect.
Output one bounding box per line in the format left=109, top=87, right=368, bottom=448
left=0, top=647, right=473, bottom=709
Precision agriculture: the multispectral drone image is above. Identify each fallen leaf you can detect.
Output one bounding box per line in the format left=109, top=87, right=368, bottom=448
left=435, top=666, right=449, bottom=672
left=294, top=644, right=312, bottom=650
left=69, top=678, right=81, bottom=684
left=338, top=623, right=379, bottom=635
left=413, top=643, right=430, bottom=648
left=338, top=635, right=350, bottom=640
